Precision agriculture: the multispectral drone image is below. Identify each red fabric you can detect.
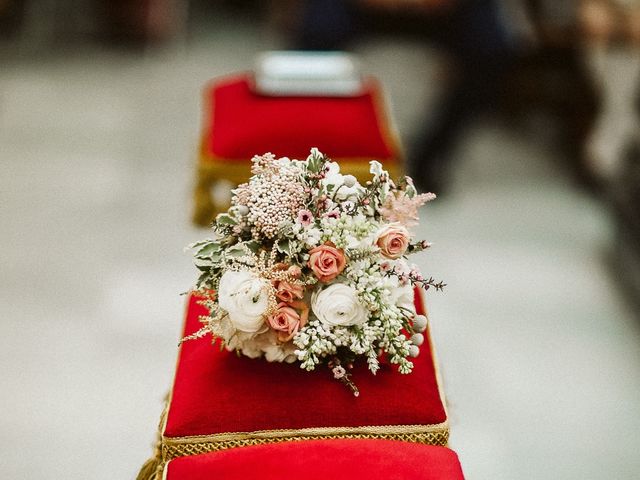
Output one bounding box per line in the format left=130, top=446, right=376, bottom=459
left=164, top=288, right=446, bottom=438
left=203, top=75, right=396, bottom=162
left=166, top=440, right=464, bottom=480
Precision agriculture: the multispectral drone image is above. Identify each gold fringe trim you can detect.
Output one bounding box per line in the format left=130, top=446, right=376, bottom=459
left=137, top=456, right=162, bottom=480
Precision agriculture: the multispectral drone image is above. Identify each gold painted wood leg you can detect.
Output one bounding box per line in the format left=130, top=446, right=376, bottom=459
left=192, top=173, right=217, bottom=227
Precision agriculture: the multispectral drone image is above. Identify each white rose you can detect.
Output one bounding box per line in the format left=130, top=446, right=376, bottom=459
left=218, top=270, right=269, bottom=333
left=311, top=283, right=368, bottom=327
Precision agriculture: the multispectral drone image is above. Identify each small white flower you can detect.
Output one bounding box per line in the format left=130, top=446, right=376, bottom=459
left=303, top=227, right=322, bottom=247
left=335, top=184, right=361, bottom=201
left=311, top=283, right=368, bottom=327
left=342, top=174, right=357, bottom=188
left=332, top=365, right=346, bottom=379
left=369, top=160, right=384, bottom=177
left=390, top=281, right=416, bottom=315
left=322, top=162, right=362, bottom=201
left=276, top=156, right=292, bottom=167
left=226, top=330, right=263, bottom=358
left=218, top=270, right=269, bottom=333
left=324, top=161, right=342, bottom=181
left=263, top=342, right=297, bottom=363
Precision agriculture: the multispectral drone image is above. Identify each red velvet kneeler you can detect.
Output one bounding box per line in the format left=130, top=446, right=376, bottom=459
left=192, top=75, right=404, bottom=225
left=158, top=289, right=448, bottom=464
left=164, top=440, right=465, bottom=480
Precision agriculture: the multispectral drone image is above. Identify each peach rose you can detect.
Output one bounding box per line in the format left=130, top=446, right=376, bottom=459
left=267, top=301, right=309, bottom=342
left=308, top=243, right=346, bottom=282
left=273, top=279, right=304, bottom=303
left=376, top=223, right=410, bottom=259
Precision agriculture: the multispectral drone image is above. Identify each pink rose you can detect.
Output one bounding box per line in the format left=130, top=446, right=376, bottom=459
left=376, top=223, right=410, bottom=259
left=308, top=243, right=346, bottom=283
left=267, top=301, right=309, bottom=342
left=273, top=279, right=304, bottom=303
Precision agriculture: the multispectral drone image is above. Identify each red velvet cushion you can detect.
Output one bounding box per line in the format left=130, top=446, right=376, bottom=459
left=165, top=440, right=464, bottom=480
left=164, top=289, right=447, bottom=439
left=202, top=75, right=398, bottom=163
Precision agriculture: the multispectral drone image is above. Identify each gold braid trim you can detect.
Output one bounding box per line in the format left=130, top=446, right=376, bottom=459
left=161, top=422, right=448, bottom=463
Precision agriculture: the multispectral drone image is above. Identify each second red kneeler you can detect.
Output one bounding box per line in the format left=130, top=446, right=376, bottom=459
left=164, top=440, right=465, bottom=480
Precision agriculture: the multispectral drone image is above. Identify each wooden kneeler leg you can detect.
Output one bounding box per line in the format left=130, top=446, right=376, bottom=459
left=192, top=171, right=216, bottom=227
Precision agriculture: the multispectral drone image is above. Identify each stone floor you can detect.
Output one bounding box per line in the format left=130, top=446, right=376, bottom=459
left=1, top=11, right=639, bottom=480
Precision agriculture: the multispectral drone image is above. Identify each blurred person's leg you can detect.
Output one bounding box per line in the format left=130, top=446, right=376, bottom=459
left=0, top=0, right=25, bottom=39
left=293, top=0, right=355, bottom=50
left=101, top=0, right=181, bottom=44
left=409, top=0, right=518, bottom=193
left=580, top=0, right=640, bottom=183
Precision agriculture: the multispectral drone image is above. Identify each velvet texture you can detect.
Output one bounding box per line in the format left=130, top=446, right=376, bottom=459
left=203, top=76, right=397, bottom=162
left=165, top=440, right=465, bottom=480
left=164, top=289, right=446, bottom=438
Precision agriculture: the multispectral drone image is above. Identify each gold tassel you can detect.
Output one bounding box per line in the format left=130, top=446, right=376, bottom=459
left=137, top=395, right=170, bottom=480
left=136, top=455, right=161, bottom=480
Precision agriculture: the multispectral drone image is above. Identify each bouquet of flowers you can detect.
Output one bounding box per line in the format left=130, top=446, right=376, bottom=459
left=184, top=149, right=444, bottom=395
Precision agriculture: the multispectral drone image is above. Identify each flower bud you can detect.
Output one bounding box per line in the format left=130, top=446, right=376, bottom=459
left=413, top=314, right=428, bottom=333
left=236, top=205, right=249, bottom=216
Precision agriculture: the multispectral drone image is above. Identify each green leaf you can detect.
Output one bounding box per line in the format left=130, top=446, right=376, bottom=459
left=225, top=243, right=248, bottom=258
left=244, top=241, right=260, bottom=253
left=195, top=242, right=221, bottom=258
left=196, top=271, right=209, bottom=287
left=215, top=214, right=237, bottom=226
left=194, top=258, right=213, bottom=272
left=306, top=148, right=323, bottom=173
left=188, top=239, right=212, bottom=250
left=276, top=239, right=291, bottom=255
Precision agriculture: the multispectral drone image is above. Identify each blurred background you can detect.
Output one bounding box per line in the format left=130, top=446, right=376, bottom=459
left=1, top=0, right=640, bottom=478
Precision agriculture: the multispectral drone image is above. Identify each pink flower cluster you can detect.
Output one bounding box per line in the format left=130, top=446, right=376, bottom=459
left=266, top=244, right=347, bottom=341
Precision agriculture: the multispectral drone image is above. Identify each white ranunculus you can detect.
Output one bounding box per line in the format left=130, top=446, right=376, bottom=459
left=311, top=283, right=368, bottom=327
left=218, top=270, right=269, bottom=333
